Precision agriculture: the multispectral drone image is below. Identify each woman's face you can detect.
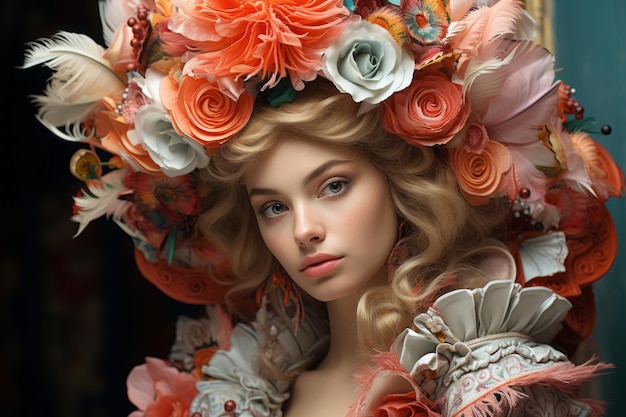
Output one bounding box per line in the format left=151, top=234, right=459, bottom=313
left=246, top=138, right=398, bottom=302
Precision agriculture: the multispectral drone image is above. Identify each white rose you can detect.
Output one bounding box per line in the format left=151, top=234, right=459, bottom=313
left=129, top=104, right=210, bottom=177
left=322, top=20, right=414, bottom=104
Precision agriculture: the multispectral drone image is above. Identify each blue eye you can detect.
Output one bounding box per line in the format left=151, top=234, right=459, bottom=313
left=260, top=202, right=287, bottom=218
left=321, top=180, right=348, bottom=196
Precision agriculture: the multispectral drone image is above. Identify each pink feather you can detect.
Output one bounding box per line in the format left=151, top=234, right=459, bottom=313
left=448, top=0, right=474, bottom=23
left=503, top=143, right=552, bottom=203
left=449, top=0, right=525, bottom=54
left=470, top=40, right=560, bottom=146
left=207, top=304, right=233, bottom=350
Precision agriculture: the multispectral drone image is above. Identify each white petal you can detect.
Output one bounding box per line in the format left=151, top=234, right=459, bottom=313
left=518, top=231, right=568, bottom=282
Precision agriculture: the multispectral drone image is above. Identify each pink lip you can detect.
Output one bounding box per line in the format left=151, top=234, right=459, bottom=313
left=299, top=254, right=343, bottom=277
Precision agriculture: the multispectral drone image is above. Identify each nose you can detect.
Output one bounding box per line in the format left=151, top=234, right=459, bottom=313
left=293, top=205, right=325, bottom=246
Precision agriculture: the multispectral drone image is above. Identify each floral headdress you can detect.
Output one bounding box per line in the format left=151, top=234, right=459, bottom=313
left=23, top=0, right=624, bottom=349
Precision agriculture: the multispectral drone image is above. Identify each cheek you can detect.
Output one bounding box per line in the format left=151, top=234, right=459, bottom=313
left=344, top=193, right=398, bottom=259
left=258, top=224, right=293, bottom=265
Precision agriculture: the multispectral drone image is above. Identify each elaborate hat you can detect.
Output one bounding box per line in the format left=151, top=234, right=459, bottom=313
left=22, top=0, right=625, bottom=349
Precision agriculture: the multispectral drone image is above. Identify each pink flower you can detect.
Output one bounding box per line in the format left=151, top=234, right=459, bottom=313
left=383, top=69, right=471, bottom=146
left=460, top=120, right=490, bottom=153
left=374, top=391, right=437, bottom=417
left=127, top=357, right=198, bottom=417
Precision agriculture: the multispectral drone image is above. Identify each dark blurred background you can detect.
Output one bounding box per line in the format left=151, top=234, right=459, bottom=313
left=4, top=1, right=202, bottom=415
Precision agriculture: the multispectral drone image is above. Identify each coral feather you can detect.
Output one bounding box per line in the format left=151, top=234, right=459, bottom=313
left=22, top=31, right=126, bottom=141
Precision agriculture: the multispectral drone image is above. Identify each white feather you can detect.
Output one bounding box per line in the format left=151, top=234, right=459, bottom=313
left=71, top=168, right=132, bottom=236
left=22, top=31, right=126, bottom=140
left=99, top=0, right=139, bottom=46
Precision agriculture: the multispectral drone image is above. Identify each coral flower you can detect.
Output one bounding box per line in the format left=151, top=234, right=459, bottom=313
left=94, top=97, right=163, bottom=174
left=124, top=171, right=200, bottom=227
left=569, top=131, right=626, bottom=200
left=192, top=346, right=219, bottom=380
left=449, top=140, right=512, bottom=205
left=383, top=69, right=470, bottom=146
left=162, top=74, right=254, bottom=148
left=171, top=0, right=351, bottom=91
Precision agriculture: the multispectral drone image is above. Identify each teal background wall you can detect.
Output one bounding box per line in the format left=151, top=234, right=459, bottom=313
left=553, top=2, right=626, bottom=416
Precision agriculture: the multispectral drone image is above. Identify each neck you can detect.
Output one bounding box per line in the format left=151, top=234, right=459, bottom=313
left=317, top=293, right=367, bottom=376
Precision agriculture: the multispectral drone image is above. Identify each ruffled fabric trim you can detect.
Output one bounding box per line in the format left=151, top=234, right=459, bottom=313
left=349, top=281, right=612, bottom=417
left=190, top=305, right=329, bottom=417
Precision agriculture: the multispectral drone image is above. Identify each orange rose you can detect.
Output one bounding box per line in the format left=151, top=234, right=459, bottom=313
left=383, top=69, right=470, bottom=146
left=375, top=391, right=434, bottom=417
left=449, top=140, right=512, bottom=205
left=163, top=74, right=254, bottom=148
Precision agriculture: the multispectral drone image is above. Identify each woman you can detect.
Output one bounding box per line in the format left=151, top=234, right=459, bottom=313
left=196, top=78, right=514, bottom=416
left=22, top=0, right=624, bottom=415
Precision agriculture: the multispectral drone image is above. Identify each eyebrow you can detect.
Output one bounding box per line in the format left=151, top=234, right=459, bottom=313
left=248, top=159, right=353, bottom=198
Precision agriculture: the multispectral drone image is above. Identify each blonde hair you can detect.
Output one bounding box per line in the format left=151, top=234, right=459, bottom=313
left=198, top=78, right=508, bottom=352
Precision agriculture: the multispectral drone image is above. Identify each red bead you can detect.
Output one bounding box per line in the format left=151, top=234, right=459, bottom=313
left=130, top=38, right=142, bottom=48
left=132, top=24, right=144, bottom=35
left=518, top=188, right=531, bottom=199
left=138, top=10, right=148, bottom=20
left=126, top=63, right=137, bottom=71
left=224, top=400, right=237, bottom=412
left=127, top=17, right=137, bottom=27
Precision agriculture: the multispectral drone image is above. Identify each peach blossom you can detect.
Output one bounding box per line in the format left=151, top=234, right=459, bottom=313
left=94, top=97, right=163, bottom=175
left=127, top=357, right=198, bottom=417
left=103, top=24, right=137, bottom=74
left=383, top=69, right=470, bottom=146
left=449, top=140, right=512, bottom=205
left=374, top=391, right=435, bottom=417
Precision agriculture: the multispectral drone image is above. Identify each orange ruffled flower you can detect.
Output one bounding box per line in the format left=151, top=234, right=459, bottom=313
left=177, top=0, right=351, bottom=91
left=449, top=140, right=512, bottom=205
left=161, top=73, right=254, bottom=148
left=383, top=69, right=470, bottom=146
